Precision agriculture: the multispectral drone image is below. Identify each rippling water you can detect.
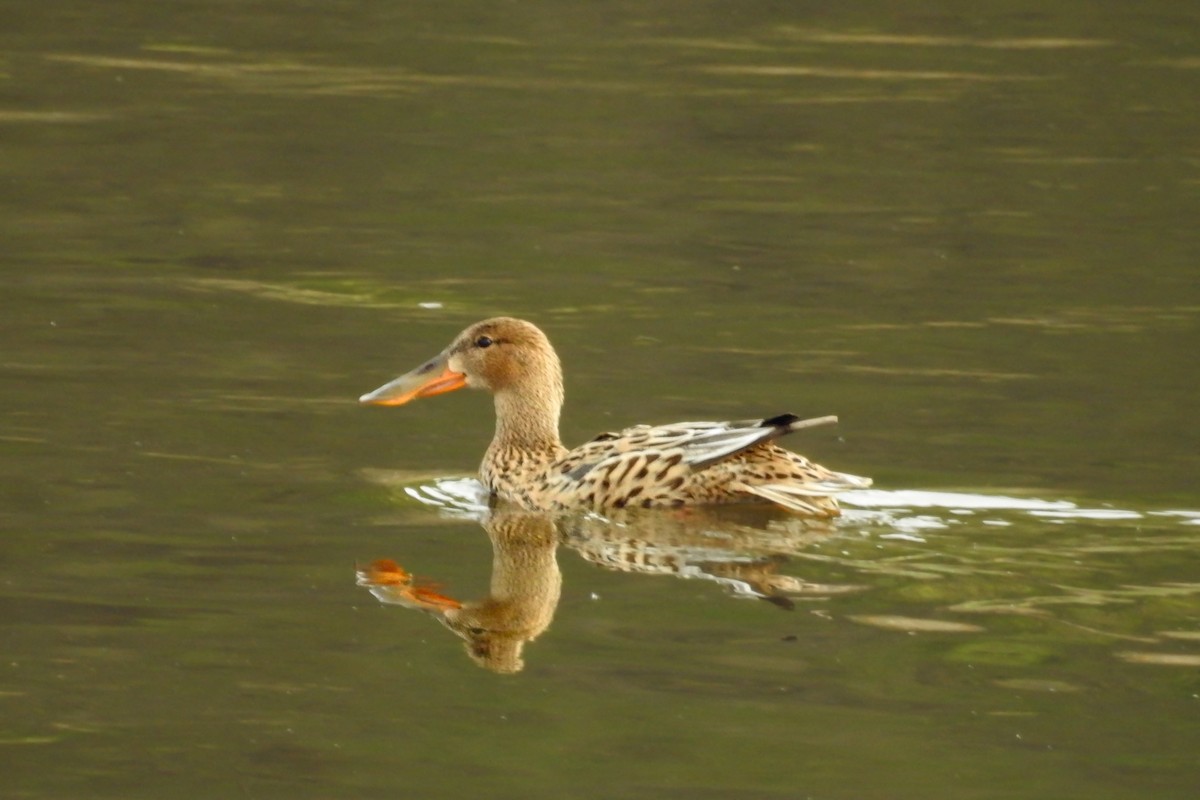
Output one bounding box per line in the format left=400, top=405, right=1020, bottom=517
left=4, top=1, right=1199, bottom=798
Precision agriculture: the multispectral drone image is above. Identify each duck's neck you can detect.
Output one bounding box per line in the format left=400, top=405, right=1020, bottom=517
left=488, top=385, right=566, bottom=461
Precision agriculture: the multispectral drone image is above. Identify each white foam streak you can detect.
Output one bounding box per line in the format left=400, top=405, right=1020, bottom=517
left=841, top=489, right=1077, bottom=511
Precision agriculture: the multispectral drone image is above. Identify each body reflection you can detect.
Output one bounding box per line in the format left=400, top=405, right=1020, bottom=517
left=359, top=502, right=863, bottom=672
left=563, top=506, right=862, bottom=609
left=358, top=509, right=561, bottom=674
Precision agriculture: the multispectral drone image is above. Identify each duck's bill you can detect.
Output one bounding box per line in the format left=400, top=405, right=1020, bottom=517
left=359, top=356, right=467, bottom=406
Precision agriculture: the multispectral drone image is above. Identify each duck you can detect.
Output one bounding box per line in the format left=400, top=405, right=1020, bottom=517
left=359, top=317, right=870, bottom=516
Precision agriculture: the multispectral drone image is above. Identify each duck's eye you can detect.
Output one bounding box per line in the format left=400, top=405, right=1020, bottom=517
left=475, top=336, right=494, bottom=349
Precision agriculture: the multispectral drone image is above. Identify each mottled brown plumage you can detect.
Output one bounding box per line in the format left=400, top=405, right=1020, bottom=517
left=360, top=317, right=870, bottom=516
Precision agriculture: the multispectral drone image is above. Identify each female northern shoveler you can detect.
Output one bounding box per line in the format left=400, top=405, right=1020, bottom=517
left=359, top=317, right=870, bottom=515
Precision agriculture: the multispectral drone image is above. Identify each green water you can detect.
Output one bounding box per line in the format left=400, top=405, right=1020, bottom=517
left=3, top=2, right=1198, bottom=798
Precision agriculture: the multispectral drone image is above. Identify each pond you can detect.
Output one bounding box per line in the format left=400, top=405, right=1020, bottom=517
left=3, top=2, right=1198, bottom=798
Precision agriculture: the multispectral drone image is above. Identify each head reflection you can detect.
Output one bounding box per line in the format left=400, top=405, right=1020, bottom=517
left=357, top=509, right=561, bottom=674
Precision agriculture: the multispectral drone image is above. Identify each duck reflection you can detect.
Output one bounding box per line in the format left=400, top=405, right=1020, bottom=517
left=358, top=504, right=861, bottom=673
left=562, top=505, right=860, bottom=609
left=358, top=509, right=561, bottom=674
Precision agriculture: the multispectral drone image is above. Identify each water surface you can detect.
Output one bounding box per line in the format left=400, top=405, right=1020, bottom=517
left=3, top=2, right=1199, bottom=798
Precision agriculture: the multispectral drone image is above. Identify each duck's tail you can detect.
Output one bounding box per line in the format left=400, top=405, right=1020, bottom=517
left=739, top=470, right=872, bottom=515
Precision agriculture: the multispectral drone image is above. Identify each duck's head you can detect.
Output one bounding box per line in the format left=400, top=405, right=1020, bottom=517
left=359, top=317, right=563, bottom=407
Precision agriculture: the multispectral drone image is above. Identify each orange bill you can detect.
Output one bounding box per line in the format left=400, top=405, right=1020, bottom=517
left=356, top=558, right=412, bottom=586
left=359, top=351, right=466, bottom=406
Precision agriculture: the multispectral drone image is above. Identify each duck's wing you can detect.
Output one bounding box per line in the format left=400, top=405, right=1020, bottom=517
left=561, top=414, right=839, bottom=483
left=656, top=414, right=840, bottom=469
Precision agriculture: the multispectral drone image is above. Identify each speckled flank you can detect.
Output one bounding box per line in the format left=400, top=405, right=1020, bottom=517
left=484, top=417, right=869, bottom=515
left=363, top=317, right=871, bottom=515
